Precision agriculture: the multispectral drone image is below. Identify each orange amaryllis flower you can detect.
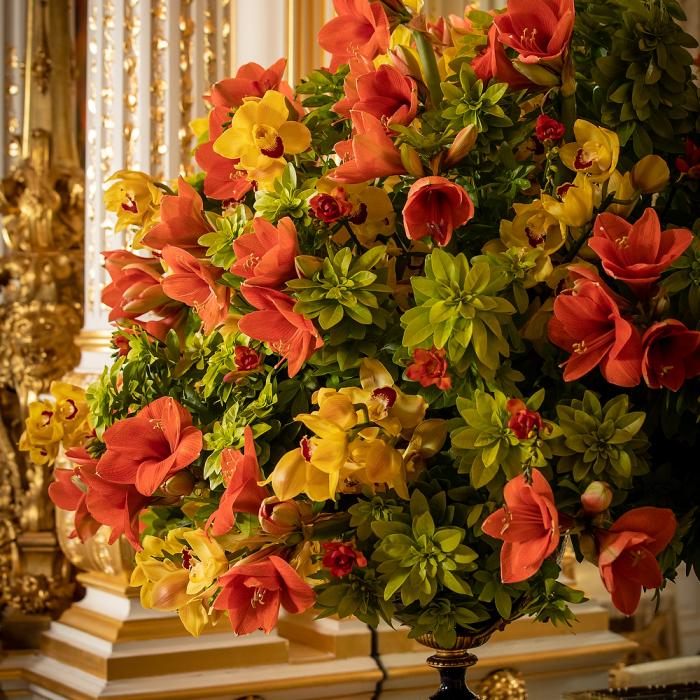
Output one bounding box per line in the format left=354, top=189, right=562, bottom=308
left=161, top=246, right=230, bottom=334
left=207, top=426, right=268, bottom=537
left=194, top=107, right=254, bottom=202
left=335, top=61, right=418, bottom=127
left=142, top=178, right=212, bottom=252
left=402, top=176, right=474, bottom=246
left=481, top=469, right=560, bottom=583
left=641, top=320, right=700, bottom=392
left=231, top=217, right=299, bottom=289
left=472, top=24, right=533, bottom=90
left=548, top=277, right=643, bottom=387
left=494, top=0, right=575, bottom=65
left=318, top=0, right=390, bottom=70
left=406, top=347, right=451, bottom=390
left=208, top=58, right=295, bottom=109
left=101, top=250, right=179, bottom=323
left=329, top=111, right=406, bottom=184
left=97, top=397, right=203, bottom=497
left=596, top=507, right=676, bottom=616
left=588, top=209, right=693, bottom=297
left=238, top=285, right=323, bottom=377
left=214, top=555, right=315, bottom=635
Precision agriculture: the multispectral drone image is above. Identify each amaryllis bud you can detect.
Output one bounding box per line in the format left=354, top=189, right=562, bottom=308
left=630, top=155, right=670, bottom=194
left=162, top=471, right=196, bottom=497
left=295, top=255, right=324, bottom=279
left=400, top=143, right=425, bottom=178
left=259, top=497, right=309, bottom=536
left=444, top=124, right=478, bottom=167
left=149, top=569, right=190, bottom=610
left=581, top=481, right=613, bottom=515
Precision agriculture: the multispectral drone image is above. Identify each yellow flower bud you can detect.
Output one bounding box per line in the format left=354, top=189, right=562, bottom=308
left=630, top=155, right=670, bottom=194
left=400, top=143, right=425, bottom=178
left=444, top=125, right=478, bottom=167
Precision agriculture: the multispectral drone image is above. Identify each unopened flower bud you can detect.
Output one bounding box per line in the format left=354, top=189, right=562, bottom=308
left=295, top=255, right=324, bottom=279
left=150, top=569, right=189, bottom=610
left=400, top=143, right=425, bottom=178
left=444, top=125, right=478, bottom=167
left=163, top=471, right=196, bottom=497
left=259, top=497, right=308, bottom=536
left=581, top=481, right=613, bottom=515
left=631, top=155, right=670, bottom=194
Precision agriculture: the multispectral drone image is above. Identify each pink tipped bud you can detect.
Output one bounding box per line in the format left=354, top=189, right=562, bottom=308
left=581, top=481, right=613, bottom=515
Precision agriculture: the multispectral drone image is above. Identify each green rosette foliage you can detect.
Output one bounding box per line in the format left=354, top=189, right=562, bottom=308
left=451, top=389, right=558, bottom=491
left=401, top=249, right=515, bottom=377
left=254, top=163, right=313, bottom=223
left=552, top=391, right=649, bottom=487
left=372, top=491, right=478, bottom=607
left=663, top=236, right=700, bottom=318
left=200, top=206, right=247, bottom=269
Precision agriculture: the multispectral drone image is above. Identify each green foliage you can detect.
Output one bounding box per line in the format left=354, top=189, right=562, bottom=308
left=401, top=249, right=515, bottom=377
left=254, top=163, right=314, bottom=223
left=590, top=0, right=699, bottom=156
left=372, top=491, right=478, bottom=607
left=200, top=206, right=248, bottom=269
left=663, top=235, right=700, bottom=318
left=553, top=391, right=649, bottom=487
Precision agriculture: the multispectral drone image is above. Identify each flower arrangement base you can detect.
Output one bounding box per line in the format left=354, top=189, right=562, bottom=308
left=418, top=633, right=489, bottom=700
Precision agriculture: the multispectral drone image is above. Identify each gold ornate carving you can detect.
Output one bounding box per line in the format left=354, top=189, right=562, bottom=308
left=179, top=0, right=194, bottom=174
left=150, top=0, right=168, bottom=179
left=477, top=669, right=529, bottom=699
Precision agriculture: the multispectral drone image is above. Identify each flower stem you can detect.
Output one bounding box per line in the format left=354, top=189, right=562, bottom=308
left=413, top=29, right=442, bottom=110
left=560, top=53, right=577, bottom=142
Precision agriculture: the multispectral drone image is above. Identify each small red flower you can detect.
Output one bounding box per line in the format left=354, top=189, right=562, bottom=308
left=310, top=192, right=353, bottom=223
left=406, top=347, right=451, bottom=390
left=235, top=346, right=262, bottom=371
left=596, top=507, right=676, bottom=616
left=506, top=398, right=544, bottom=439
left=322, top=541, right=368, bottom=578
left=535, top=114, right=566, bottom=142
left=675, top=139, right=700, bottom=179
left=402, top=176, right=474, bottom=246
left=641, top=320, right=700, bottom=391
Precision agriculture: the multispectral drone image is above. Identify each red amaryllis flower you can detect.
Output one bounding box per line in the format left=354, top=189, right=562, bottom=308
left=231, top=217, right=299, bottom=289
left=506, top=398, right=544, bottom=440
left=238, top=285, right=323, bottom=377
left=596, top=507, right=676, bottom=616
left=49, top=448, right=101, bottom=541
left=406, top=347, right=451, bottom=390
left=472, top=24, right=534, bottom=90
left=97, top=397, right=203, bottom=497
left=402, top=176, right=474, bottom=246
left=481, top=469, right=560, bottom=583
left=309, top=192, right=353, bottom=223
left=208, top=58, right=298, bottom=113
left=318, top=0, right=390, bottom=71
left=161, top=246, right=230, bottom=334
left=335, top=62, right=417, bottom=127
left=535, top=114, right=566, bottom=142
left=675, top=139, right=700, bottom=179
left=322, top=542, right=368, bottom=578
left=142, top=178, right=212, bottom=252
left=214, top=555, right=315, bottom=635
left=548, top=277, right=643, bottom=387
left=194, top=107, right=253, bottom=202
left=588, top=209, right=692, bottom=296
left=641, top=320, right=700, bottom=391
left=102, top=250, right=178, bottom=323
left=329, top=111, right=406, bottom=184
left=207, top=426, right=268, bottom=537
left=494, top=0, right=575, bottom=64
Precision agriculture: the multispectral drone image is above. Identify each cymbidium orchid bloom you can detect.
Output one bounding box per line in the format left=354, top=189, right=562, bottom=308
left=481, top=469, right=560, bottom=583
left=559, top=120, right=620, bottom=183
left=500, top=201, right=566, bottom=255
left=541, top=175, right=594, bottom=228
left=213, top=90, right=311, bottom=187
left=161, top=245, right=231, bottom=334
left=142, top=178, right=213, bottom=252
left=588, top=209, right=692, bottom=297
left=131, top=528, right=228, bottom=636
left=595, top=507, right=676, bottom=616
left=104, top=170, right=162, bottom=233
left=19, top=399, right=65, bottom=465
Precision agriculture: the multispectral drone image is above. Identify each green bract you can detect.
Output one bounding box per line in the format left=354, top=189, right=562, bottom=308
left=401, top=249, right=515, bottom=376
left=372, top=492, right=478, bottom=607
left=553, top=391, right=649, bottom=487
left=200, top=206, right=248, bottom=269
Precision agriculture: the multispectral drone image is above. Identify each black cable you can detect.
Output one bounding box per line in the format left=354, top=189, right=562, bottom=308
left=369, top=624, right=388, bottom=700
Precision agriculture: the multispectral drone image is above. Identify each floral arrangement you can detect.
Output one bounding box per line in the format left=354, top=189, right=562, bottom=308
left=23, top=0, right=700, bottom=649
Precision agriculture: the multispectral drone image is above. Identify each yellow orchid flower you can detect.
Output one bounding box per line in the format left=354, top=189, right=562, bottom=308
left=606, top=170, right=639, bottom=217
left=213, top=90, right=311, bottom=187
left=403, top=419, right=448, bottom=482
left=630, top=154, right=670, bottom=194
left=49, top=381, right=91, bottom=446
left=541, top=174, right=594, bottom=228
left=500, top=201, right=566, bottom=255
left=18, top=399, right=64, bottom=466
left=130, top=528, right=228, bottom=637
left=104, top=169, right=162, bottom=233
left=349, top=438, right=408, bottom=499
left=559, top=119, right=620, bottom=183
